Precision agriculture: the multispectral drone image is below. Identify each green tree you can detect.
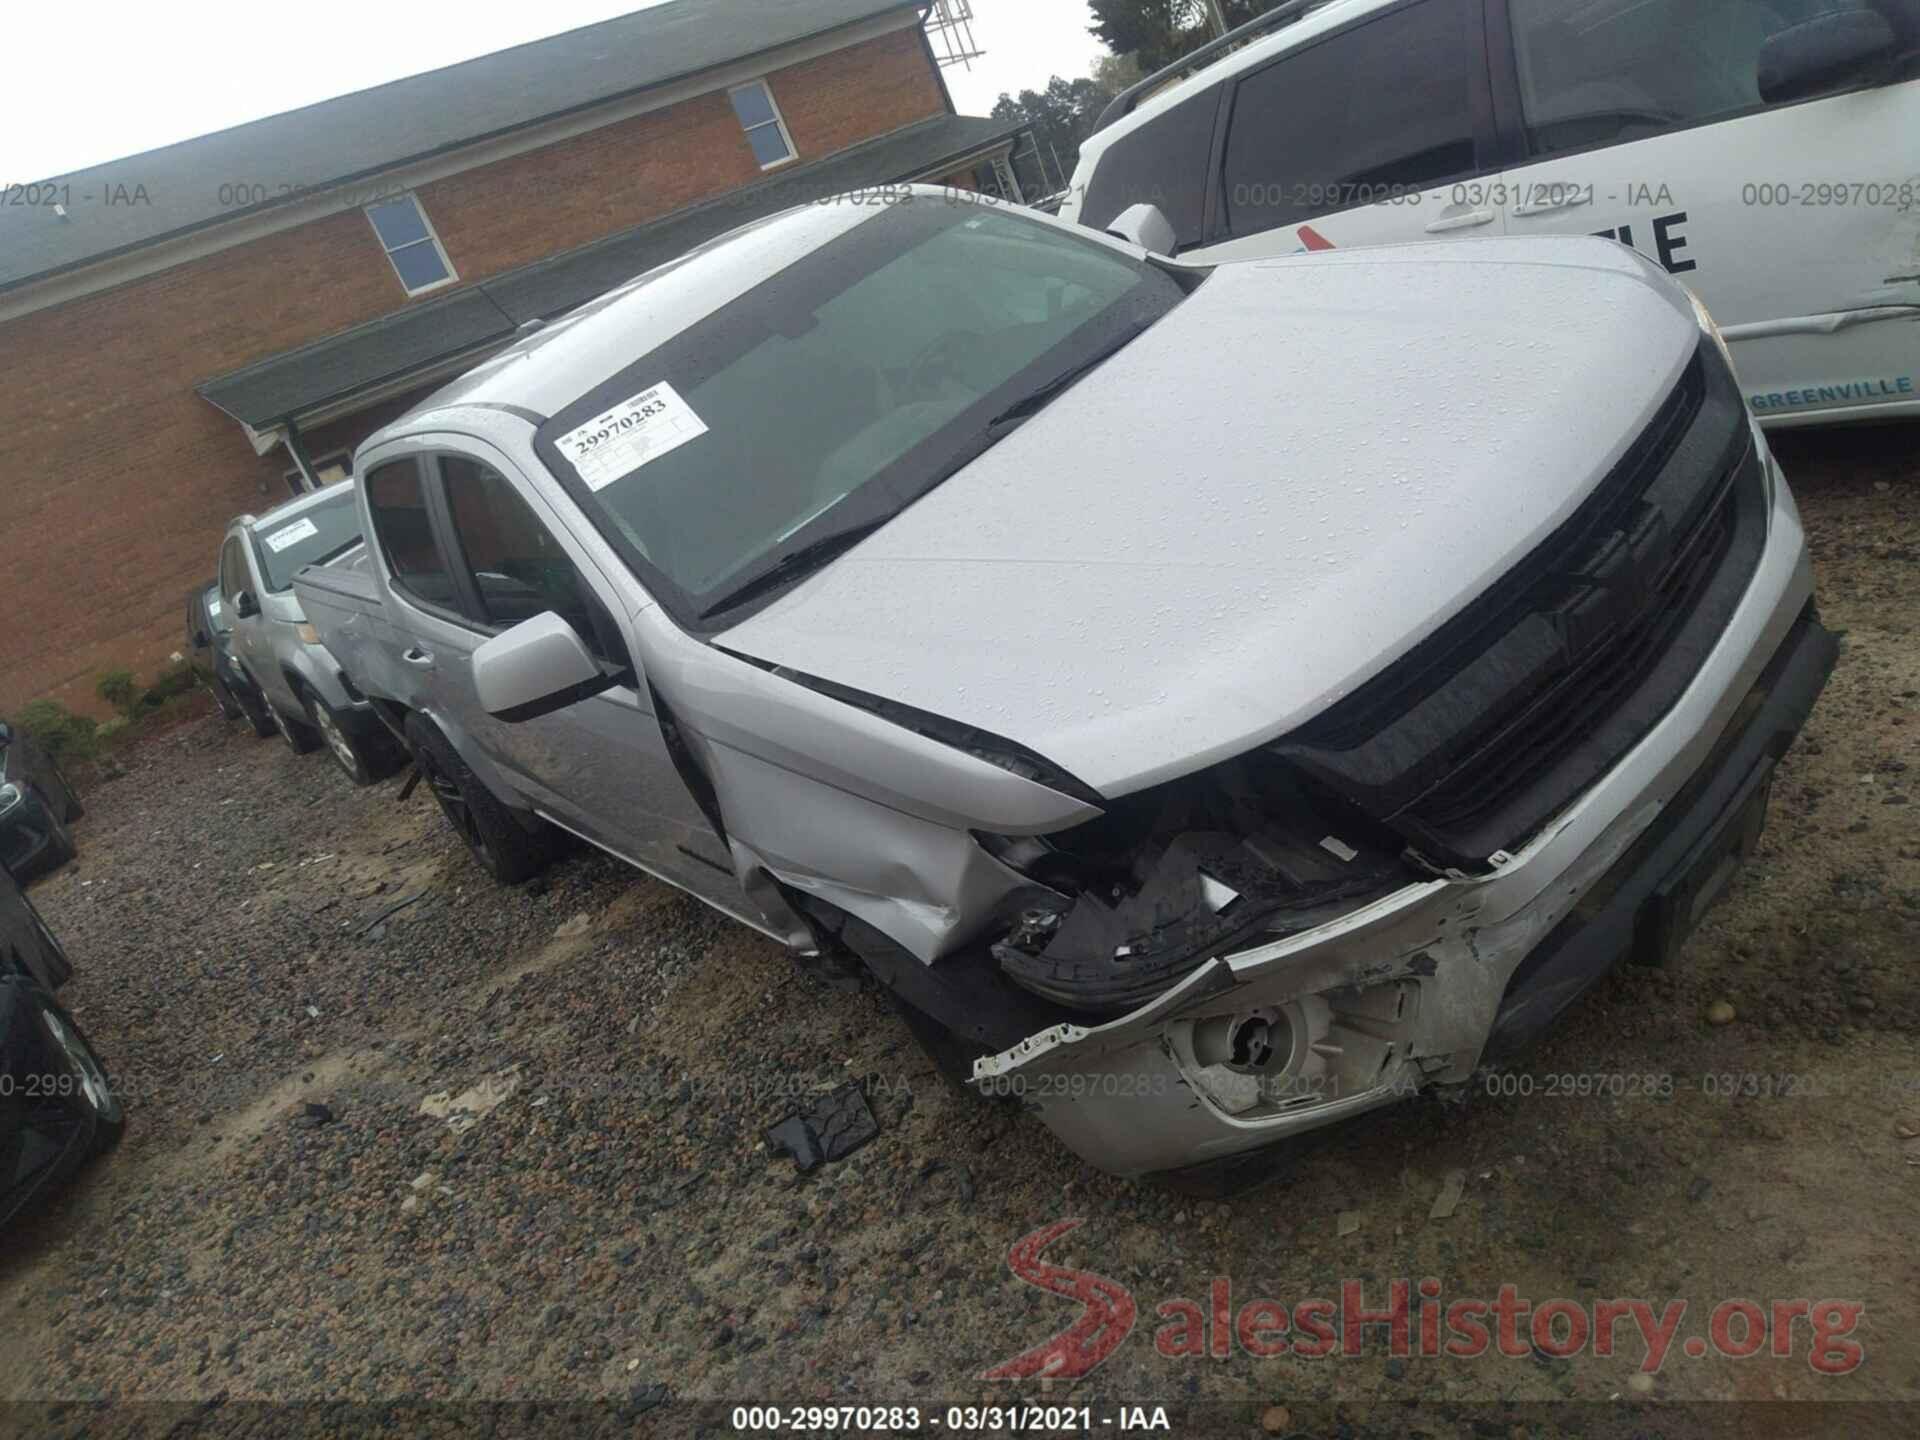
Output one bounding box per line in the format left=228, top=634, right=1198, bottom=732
left=1087, top=0, right=1286, bottom=75
left=990, top=73, right=1126, bottom=196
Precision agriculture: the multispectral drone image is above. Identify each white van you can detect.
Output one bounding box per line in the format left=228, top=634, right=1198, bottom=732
left=1062, top=0, right=1920, bottom=427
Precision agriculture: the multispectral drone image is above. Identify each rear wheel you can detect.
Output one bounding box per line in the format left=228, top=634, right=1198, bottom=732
left=404, top=716, right=555, bottom=884
left=306, top=694, right=402, bottom=787
left=269, top=695, right=320, bottom=754
left=32, top=993, right=125, bottom=1150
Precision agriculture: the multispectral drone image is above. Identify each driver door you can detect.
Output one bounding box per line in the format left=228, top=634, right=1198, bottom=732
left=410, top=444, right=748, bottom=911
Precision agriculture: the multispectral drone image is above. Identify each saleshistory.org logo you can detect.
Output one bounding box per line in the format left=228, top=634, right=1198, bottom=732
left=982, top=1221, right=1866, bottom=1381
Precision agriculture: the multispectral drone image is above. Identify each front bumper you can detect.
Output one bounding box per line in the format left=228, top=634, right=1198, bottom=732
left=0, top=792, right=59, bottom=880
left=0, top=985, right=103, bottom=1230
left=972, top=447, right=1832, bottom=1178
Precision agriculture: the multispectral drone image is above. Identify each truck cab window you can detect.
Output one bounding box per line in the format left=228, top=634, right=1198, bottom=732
left=439, top=456, right=624, bottom=667
left=365, top=459, right=457, bottom=611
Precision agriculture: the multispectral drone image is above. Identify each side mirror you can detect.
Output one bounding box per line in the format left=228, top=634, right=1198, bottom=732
left=0, top=721, right=12, bottom=744
left=1105, top=202, right=1177, bottom=256
left=194, top=629, right=210, bottom=648
left=1758, top=7, right=1897, bottom=104
left=233, top=590, right=259, bottom=619
left=473, top=611, right=615, bottom=723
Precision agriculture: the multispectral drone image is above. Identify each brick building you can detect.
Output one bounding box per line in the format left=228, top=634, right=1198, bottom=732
left=0, top=0, right=1026, bottom=714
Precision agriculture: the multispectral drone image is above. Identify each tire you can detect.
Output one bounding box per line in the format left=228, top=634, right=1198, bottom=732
left=208, top=671, right=241, bottom=723
left=47, top=759, right=82, bottom=822
left=236, top=682, right=278, bottom=739
left=32, top=993, right=126, bottom=1152
left=403, top=715, right=555, bottom=884
left=268, top=694, right=321, bottom=754
left=39, top=800, right=78, bottom=874
left=305, top=693, right=403, bottom=787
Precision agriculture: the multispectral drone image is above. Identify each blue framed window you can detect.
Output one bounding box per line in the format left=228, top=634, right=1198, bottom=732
left=365, top=194, right=457, bottom=295
left=728, top=80, right=797, bottom=169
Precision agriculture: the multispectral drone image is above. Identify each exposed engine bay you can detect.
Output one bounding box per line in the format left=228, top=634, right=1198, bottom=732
left=982, top=749, right=1416, bottom=1013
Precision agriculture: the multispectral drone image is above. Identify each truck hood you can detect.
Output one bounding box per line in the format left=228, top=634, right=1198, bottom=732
left=717, top=238, right=1700, bottom=801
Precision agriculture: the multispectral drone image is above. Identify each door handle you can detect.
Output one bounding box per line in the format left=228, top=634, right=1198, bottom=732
left=402, top=647, right=434, bottom=666
left=1514, top=192, right=1591, bottom=217
left=1424, top=208, right=1495, bottom=233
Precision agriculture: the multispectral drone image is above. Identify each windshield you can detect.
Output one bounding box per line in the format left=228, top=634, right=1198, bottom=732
left=203, top=583, right=232, bottom=634
left=250, top=490, right=362, bottom=592
left=536, top=200, right=1185, bottom=622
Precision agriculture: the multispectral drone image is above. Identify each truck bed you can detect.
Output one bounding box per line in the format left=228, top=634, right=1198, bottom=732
left=293, top=548, right=401, bottom=706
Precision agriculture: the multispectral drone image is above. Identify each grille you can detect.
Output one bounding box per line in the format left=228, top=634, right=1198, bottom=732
left=1414, top=460, right=1742, bottom=833
left=1275, top=340, right=1766, bottom=868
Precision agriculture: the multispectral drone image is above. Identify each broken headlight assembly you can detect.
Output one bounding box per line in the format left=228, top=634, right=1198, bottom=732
left=1168, top=982, right=1423, bottom=1121
left=977, top=750, right=1417, bottom=1013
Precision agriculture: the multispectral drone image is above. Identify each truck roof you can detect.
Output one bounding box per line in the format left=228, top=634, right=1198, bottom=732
left=372, top=200, right=885, bottom=443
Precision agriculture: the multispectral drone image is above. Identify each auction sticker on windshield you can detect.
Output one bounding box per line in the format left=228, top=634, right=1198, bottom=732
left=555, top=382, right=709, bottom=491
left=263, top=516, right=319, bottom=553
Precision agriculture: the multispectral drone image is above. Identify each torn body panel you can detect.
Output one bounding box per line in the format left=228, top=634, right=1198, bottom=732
left=985, top=749, right=1417, bottom=1013
left=1725, top=148, right=1920, bottom=423
left=973, top=464, right=1825, bottom=1177
left=708, top=739, right=1060, bottom=960
left=633, top=610, right=1099, bottom=962
left=1735, top=306, right=1920, bottom=425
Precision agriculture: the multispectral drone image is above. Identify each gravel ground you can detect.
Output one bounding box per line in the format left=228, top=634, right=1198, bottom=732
left=2, top=424, right=1916, bottom=1438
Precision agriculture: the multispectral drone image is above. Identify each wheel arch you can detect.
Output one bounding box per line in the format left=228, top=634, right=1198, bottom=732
left=401, top=706, right=543, bottom=834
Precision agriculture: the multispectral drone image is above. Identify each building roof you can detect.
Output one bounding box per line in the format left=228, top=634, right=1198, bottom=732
left=197, top=113, right=1024, bottom=430
left=0, top=0, right=920, bottom=293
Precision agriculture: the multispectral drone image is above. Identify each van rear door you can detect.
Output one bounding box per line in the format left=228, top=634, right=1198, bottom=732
left=1491, top=0, right=1920, bottom=423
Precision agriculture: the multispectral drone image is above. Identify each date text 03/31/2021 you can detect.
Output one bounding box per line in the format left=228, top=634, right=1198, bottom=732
left=729, top=1405, right=1174, bottom=1431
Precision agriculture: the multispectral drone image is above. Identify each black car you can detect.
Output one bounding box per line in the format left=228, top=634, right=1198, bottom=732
left=1, top=857, right=122, bottom=1228
left=0, top=719, right=84, bottom=880
left=185, top=582, right=275, bottom=737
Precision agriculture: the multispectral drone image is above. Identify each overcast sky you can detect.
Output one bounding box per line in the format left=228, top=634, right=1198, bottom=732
left=0, top=0, right=1106, bottom=183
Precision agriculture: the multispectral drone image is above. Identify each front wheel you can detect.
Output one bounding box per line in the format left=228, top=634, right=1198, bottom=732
left=208, top=671, right=241, bottom=723
left=38, top=800, right=78, bottom=874
left=269, top=696, right=321, bottom=754
left=33, top=993, right=125, bottom=1150
left=307, top=695, right=402, bottom=787
left=233, top=678, right=278, bottom=739
left=403, top=716, right=556, bottom=884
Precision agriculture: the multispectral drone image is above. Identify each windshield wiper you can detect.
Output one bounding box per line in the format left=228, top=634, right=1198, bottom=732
left=699, top=519, right=888, bottom=620
left=984, top=319, right=1154, bottom=438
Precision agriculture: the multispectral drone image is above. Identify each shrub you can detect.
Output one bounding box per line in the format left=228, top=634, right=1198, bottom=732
left=141, top=658, right=200, bottom=710
left=95, top=669, right=139, bottom=718
left=13, top=698, right=100, bottom=764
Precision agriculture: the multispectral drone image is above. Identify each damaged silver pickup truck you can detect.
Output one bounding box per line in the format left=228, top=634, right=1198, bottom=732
left=294, top=189, right=1835, bottom=1179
